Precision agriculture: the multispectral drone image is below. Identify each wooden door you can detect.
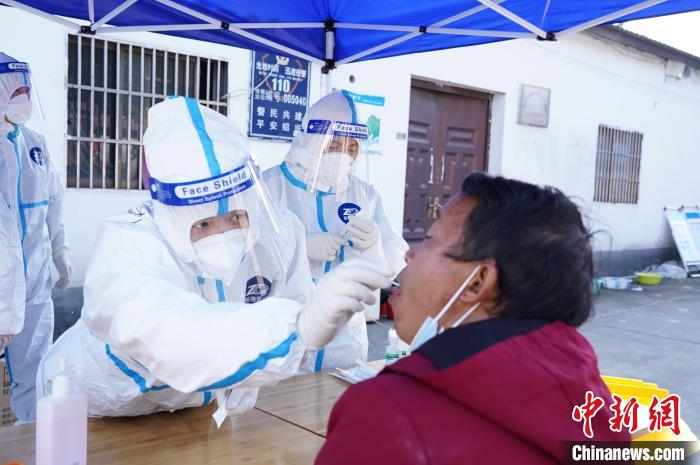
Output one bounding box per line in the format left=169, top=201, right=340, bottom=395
left=403, top=83, right=490, bottom=243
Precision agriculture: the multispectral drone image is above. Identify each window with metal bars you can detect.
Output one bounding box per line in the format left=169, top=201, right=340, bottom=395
left=593, top=125, right=643, bottom=204
left=66, top=34, right=229, bottom=189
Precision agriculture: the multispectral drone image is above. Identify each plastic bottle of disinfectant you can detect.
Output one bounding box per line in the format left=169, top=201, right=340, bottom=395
left=384, top=329, right=401, bottom=365
left=36, top=358, right=87, bottom=465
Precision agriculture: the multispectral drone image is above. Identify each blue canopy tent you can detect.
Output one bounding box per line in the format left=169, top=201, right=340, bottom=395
left=3, top=0, right=700, bottom=75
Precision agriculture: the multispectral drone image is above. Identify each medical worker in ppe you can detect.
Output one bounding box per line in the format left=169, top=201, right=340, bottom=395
left=38, top=97, right=392, bottom=420
left=0, top=52, right=71, bottom=422
left=263, top=90, right=408, bottom=371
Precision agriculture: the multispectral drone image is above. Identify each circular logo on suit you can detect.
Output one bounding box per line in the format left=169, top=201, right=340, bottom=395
left=29, top=147, right=44, bottom=166
left=245, top=276, right=272, bottom=304
left=338, top=203, right=361, bottom=224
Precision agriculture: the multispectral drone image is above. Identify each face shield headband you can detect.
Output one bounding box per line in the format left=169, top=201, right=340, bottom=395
left=148, top=162, right=254, bottom=207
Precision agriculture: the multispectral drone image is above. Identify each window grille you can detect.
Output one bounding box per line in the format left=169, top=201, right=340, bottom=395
left=594, top=125, right=643, bottom=204
left=66, top=34, right=229, bottom=189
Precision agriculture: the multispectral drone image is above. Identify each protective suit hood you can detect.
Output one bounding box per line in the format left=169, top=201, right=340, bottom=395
left=143, top=97, right=254, bottom=266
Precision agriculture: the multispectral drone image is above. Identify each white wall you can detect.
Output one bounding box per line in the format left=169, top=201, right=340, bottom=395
left=336, top=33, right=700, bottom=253
left=2, top=7, right=700, bottom=285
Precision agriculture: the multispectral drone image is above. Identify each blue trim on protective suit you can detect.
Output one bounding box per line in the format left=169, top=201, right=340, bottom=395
left=340, top=90, right=358, bottom=124
left=280, top=161, right=307, bottom=190
left=197, top=276, right=226, bottom=301
left=8, top=126, right=27, bottom=274
left=280, top=161, right=333, bottom=196
left=181, top=96, right=228, bottom=216
left=105, top=345, right=169, bottom=393
left=215, top=280, right=226, bottom=302
left=4, top=347, right=14, bottom=386
left=202, top=391, right=212, bottom=406
left=20, top=200, right=48, bottom=209
left=197, top=332, right=298, bottom=391
left=316, top=193, right=329, bottom=232
left=314, top=349, right=325, bottom=372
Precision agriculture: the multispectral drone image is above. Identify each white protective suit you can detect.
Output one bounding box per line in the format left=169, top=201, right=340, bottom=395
left=38, top=97, right=374, bottom=420
left=263, top=91, right=408, bottom=370
left=0, top=52, right=69, bottom=422
left=0, top=190, right=25, bottom=352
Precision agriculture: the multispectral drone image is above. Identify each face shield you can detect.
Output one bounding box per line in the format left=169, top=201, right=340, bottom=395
left=296, top=119, right=368, bottom=199
left=0, top=55, right=45, bottom=126
left=150, top=155, right=295, bottom=285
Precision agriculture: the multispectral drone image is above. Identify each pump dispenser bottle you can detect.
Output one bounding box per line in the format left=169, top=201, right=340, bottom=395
left=36, top=358, right=87, bottom=465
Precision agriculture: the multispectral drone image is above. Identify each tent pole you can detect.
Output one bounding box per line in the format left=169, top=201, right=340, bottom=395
left=337, top=0, right=507, bottom=65
left=337, top=23, right=417, bottom=32
left=92, top=0, right=139, bottom=30
left=153, top=0, right=324, bottom=65
left=96, top=23, right=219, bottom=33
left=0, top=0, right=81, bottom=29
left=223, top=28, right=324, bottom=65
left=557, top=0, right=668, bottom=38
left=337, top=23, right=532, bottom=38
left=426, top=27, right=533, bottom=38
left=153, top=0, right=218, bottom=24
left=229, top=22, right=324, bottom=29
left=474, top=0, right=548, bottom=37
left=88, top=0, right=94, bottom=23
left=321, top=19, right=335, bottom=96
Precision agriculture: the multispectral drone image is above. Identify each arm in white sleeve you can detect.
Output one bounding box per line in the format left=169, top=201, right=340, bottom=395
left=372, top=194, right=409, bottom=276
left=273, top=212, right=314, bottom=305
left=82, top=219, right=306, bottom=393
left=43, top=140, right=68, bottom=258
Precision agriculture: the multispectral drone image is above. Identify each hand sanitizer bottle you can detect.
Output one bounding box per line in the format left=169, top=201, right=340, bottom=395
left=36, top=358, right=87, bottom=465
left=384, top=329, right=401, bottom=365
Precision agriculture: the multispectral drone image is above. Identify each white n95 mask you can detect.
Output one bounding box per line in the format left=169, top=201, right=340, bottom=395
left=409, top=265, right=483, bottom=352
left=193, top=229, right=248, bottom=285
left=5, top=93, right=32, bottom=125
left=317, top=152, right=354, bottom=191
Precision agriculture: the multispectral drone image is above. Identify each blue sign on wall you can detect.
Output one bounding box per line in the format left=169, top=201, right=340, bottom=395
left=248, top=51, right=310, bottom=141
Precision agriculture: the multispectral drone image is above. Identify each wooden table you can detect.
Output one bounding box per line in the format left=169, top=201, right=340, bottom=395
left=255, top=360, right=385, bottom=437
left=0, top=362, right=384, bottom=464
left=0, top=398, right=325, bottom=465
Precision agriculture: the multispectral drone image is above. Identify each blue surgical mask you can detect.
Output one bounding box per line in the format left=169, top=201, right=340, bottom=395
left=409, top=266, right=483, bottom=352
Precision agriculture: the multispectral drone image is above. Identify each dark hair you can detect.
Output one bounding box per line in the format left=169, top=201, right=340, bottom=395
left=448, top=172, right=594, bottom=327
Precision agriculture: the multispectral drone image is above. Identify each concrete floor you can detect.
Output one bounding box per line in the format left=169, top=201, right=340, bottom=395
left=580, top=279, right=700, bottom=432
left=53, top=278, right=700, bottom=430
